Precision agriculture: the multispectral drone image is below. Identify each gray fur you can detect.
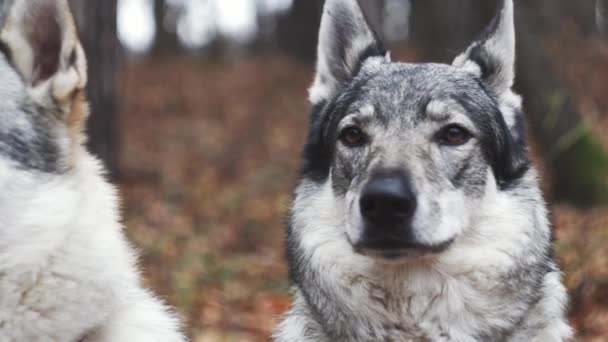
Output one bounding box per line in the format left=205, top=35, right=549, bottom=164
left=0, top=1, right=186, bottom=340
left=275, top=0, right=573, bottom=341
left=0, top=53, right=63, bottom=173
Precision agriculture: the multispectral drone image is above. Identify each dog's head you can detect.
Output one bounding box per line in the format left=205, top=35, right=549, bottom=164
left=0, top=0, right=88, bottom=177
left=300, top=0, right=528, bottom=260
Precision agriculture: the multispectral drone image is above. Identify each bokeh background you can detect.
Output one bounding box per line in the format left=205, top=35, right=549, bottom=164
left=69, top=0, right=608, bottom=340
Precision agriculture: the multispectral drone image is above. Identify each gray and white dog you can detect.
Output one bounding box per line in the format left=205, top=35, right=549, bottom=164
left=0, top=0, right=185, bottom=340
left=274, top=0, right=573, bottom=341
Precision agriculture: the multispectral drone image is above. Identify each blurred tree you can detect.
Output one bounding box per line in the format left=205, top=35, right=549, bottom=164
left=277, top=0, right=323, bottom=61
left=510, top=1, right=596, bottom=36
left=255, top=1, right=280, bottom=50
left=409, top=0, right=495, bottom=62
left=383, top=0, right=410, bottom=43
left=277, top=0, right=410, bottom=61
left=598, top=0, right=608, bottom=35
left=517, top=1, right=608, bottom=205
left=70, top=0, right=120, bottom=177
left=154, top=0, right=181, bottom=54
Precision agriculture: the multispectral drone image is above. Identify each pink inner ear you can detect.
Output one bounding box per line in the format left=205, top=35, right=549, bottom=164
left=22, top=1, right=62, bottom=85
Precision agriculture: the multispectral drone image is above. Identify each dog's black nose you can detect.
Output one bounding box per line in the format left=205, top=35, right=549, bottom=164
left=360, top=172, right=416, bottom=227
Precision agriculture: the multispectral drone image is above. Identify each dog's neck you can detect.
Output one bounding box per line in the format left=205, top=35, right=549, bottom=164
left=0, top=150, right=117, bottom=273
left=288, top=173, right=556, bottom=340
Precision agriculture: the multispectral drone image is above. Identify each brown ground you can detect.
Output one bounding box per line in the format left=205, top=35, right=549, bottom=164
left=117, top=50, right=608, bottom=341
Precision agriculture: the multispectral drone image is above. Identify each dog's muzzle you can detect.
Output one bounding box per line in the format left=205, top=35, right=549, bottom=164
left=355, top=170, right=451, bottom=259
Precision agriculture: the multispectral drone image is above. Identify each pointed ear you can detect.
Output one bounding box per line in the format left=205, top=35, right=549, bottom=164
left=309, top=0, right=388, bottom=105
left=0, top=0, right=87, bottom=101
left=453, top=0, right=515, bottom=97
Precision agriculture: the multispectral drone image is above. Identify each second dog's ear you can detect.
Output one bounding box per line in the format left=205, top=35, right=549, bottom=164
left=309, top=0, right=388, bottom=106
left=0, top=0, right=87, bottom=103
left=453, top=0, right=515, bottom=98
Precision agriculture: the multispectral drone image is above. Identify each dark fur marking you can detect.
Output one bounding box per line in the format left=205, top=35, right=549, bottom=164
left=68, top=48, right=77, bottom=67
left=468, top=43, right=498, bottom=81
left=456, top=89, right=529, bottom=189
left=0, top=40, right=12, bottom=60
left=451, top=154, right=475, bottom=188
left=0, top=105, right=60, bottom=173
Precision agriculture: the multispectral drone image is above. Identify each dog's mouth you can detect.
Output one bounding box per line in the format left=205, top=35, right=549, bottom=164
left=354, top=238, right=454, bottom=260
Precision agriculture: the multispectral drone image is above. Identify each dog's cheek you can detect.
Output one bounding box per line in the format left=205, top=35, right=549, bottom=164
left=440, top=143, right=488, bottom=197
left=331, top=154, right=352, bottom=196
left=413, top=190, right=469, bottom=245
left=411, top=193, right=442, bottom=243
left=333, top=154, right=368, bottom=245
left=436, top=190, right=469, bottom=239
left=451, top=153, right=489, bottom=197
left=331, top=147, right=367, bottom=197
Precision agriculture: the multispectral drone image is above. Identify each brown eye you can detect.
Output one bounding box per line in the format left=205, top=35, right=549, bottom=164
left=439, top=125, right=471, bottom=146
left=339, top=126, right=366, bottom=147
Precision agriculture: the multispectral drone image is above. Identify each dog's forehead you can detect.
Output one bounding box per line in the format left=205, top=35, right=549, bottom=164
left=350, top=62, right=491, bottom=121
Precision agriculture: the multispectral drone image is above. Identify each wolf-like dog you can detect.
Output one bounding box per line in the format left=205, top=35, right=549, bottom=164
left=0, top=1, right=185, bottom=341
left=274, top=0, right=573, bottom=341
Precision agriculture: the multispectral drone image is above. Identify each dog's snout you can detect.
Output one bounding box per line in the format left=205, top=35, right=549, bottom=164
left=360, top=172, right=416, bottom=227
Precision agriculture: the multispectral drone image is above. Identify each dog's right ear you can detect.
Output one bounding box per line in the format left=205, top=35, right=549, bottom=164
left=309, top=0, right=388, bottom=106
left=452, top=0, right=515, bottom=99
left=0, top=0, right=87, bottom=106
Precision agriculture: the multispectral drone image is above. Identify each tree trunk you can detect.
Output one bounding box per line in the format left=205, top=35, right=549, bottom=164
left=409, top=0, right=495, bottom=62
left=598, top=0, right=608, bottom=35
left=153, top=0, right=181, bottom=55
left=70, top=0, right=120, bottom=177
left=277, top=0, right=324, bottom=61
left=384, top=0, right=411, bottom=43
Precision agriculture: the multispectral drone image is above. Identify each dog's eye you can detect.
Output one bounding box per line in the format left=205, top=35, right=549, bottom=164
left=339, top=126, right=367, bottom=147
left=438, top=124, right=471, bottom=146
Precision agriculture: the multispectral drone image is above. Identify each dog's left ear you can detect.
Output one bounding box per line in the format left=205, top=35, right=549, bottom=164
left=0, top=0, right=87, bottom=104
left=453, top=0, right=515, bottom=99
left=309, top=0, right=388, bottom=106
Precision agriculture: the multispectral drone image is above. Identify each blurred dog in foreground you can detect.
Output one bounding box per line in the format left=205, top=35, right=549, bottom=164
left=0, top=0, right=185, bottom=341
left=274, top=0, right=573, bottom=340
